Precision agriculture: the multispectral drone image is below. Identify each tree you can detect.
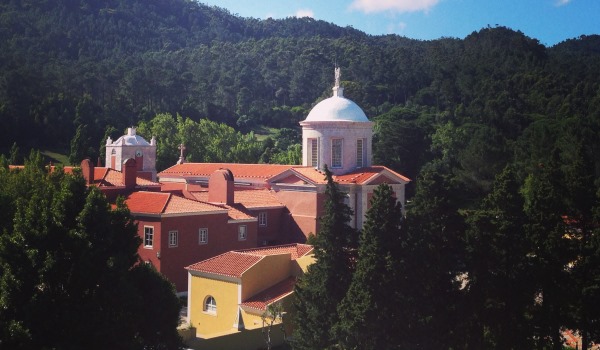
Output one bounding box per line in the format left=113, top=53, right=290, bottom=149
left=334, top=183, right=404, bottom=349
left=292, top=166, right=356, bottom=350
left=0, top=152, right=182, bottom=349
left=400, top=159, right=466, bottom=348
left=463, top=166, right=535, bottom=349
left=522, top=151, right=573, bottom=350
left=261, top=302, right=286, bottom=350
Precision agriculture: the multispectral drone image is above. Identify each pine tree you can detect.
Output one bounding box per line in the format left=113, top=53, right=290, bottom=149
left=334, top=183, right=404, bottom=349
left=463, top=166, right=535, bottom=349
left=292, top=166, right=356, bottom=350
left=522, top=150, right=573, bottom=350
left=400, top=159, right=466, bottom=348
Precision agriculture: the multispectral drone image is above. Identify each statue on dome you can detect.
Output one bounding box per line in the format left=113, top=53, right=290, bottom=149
left=334, top=66, right=341, bottom=88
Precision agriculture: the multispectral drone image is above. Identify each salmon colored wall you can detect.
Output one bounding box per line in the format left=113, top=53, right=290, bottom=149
left=137, top=217, right=162, bottom=269
left=251, top=207, right=284, bottom=244
left=134, top=213, right=258, bottom=292
left=275, top=190, right=327, bottom=238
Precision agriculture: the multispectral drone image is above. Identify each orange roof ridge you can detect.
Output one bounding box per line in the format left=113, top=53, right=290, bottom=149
left=160, top=193, right=172, bottom=214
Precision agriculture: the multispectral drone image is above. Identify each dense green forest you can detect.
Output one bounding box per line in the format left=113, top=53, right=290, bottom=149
left=2, top=0, right=599, bottom=185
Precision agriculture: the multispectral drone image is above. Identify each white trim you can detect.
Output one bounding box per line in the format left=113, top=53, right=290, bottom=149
left=143, top=225, right=154, bottom=248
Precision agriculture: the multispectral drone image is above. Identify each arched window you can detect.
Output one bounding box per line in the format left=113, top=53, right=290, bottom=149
left=204, top=296, right=217, bottom=314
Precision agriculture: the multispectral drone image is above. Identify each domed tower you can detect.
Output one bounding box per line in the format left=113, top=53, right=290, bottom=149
left=300, top=67, right=373, bottom=175
left=105, top=127, right=157, bottom=181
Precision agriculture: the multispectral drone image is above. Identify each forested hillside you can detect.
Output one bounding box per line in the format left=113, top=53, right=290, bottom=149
left=1, top=0, right=599, bottom=196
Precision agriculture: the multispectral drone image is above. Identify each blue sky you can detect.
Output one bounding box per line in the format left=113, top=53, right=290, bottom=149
left=198, top=0, right=599, bottom=46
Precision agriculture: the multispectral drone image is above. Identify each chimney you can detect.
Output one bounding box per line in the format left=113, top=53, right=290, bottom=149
left=80, top=158, right=94, bottom=185
left=122, top=158, right=137, bottom=189
left=208, top=168, right=234, bottom=205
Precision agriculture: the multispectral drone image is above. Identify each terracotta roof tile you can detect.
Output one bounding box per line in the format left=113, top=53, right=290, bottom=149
left=290, top=167, right=328, bottom=184
left=159, top=163, right=293, bottom=180
left=125, top=191, right=170, bottom=214
left=186, top=244, right=313, bottom=278
left=93, top=168, right=160, bottom=187
left=224, top=203, right=255, bottom=221
left=189, top=189, right=283, bottom=209
left=186, top=252, right=263, bottom=278
left=240, top=277, right=296, bottom=311
left=335, top=166, right=411, bottom=184
left=125, top=191, right=225, bottom=215
left=238, top=244, right=314, bottom=260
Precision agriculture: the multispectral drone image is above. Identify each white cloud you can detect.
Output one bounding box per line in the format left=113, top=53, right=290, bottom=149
left=555, top=0, right=572, bottom=6
left=295, top=9, right=315, bottom=18
left=349, top=0, right=440, bottom=13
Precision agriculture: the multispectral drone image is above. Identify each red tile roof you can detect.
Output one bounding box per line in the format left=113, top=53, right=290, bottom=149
left=240, top=277, right=297, bottom=311
left=335, top=166, right=411, bottom=184
left=159, top=163, right=294, bottom=180
left=96, top=168, right=160, bottom=187
left=186, top=244, right=313, bottom=278
left=188, top=189, right=283, bottom=209
left=187, top=252, right=263, bottom=278
left=125, top=191, right=226, bottom=215
left=238, top=244, right=313, bottom=260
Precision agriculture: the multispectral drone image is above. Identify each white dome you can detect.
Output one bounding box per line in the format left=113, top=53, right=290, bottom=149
left=305, top=95, right=369, bottom=122
left=109, top=128, right=152, bottom=146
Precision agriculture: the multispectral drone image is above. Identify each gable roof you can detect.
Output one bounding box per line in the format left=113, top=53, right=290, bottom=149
left=124, top=191, right=227, bottom=215
left=186, top=251, right=263, bottom=278
left=335, top=166, right=411, bottom=184
left=186, top=243, right=313, bottom=278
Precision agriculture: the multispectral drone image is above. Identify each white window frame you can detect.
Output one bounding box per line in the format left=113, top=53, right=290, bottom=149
left=309, top=138, right=319, bottom=168
left=258, top=212, right=267, bottom=227
left=144, top=226, right=154, bottom=248
left=238, top=225, right=247, bottom=241
left=168, top=230, right=178, bottom=248
left=204, top=296, right=217, bottom=314
left=331, top=138, right=343, bottom=168
left=356, top=138, right=365, bottom=168
left=199, top=228, right=208, bottom=245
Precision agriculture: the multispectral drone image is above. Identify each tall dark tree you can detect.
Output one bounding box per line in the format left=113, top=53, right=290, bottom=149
left=292, top=166, right=356, bottom=350
left=401, top=159, right=466, bottom=348
left=334, top=183, right=404, bottom=349
left=522, top=150, right=573, bottom=350
left=463, top=166, right=535, bottom=349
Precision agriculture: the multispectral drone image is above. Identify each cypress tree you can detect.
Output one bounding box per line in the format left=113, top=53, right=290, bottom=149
left=334, top=183, right=404, bottom=349
left=463, top=166, right=535, bottom=349
left=292, top=166, right=356, bottom=350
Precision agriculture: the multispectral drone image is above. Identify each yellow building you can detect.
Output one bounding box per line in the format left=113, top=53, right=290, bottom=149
left=184, top=244, right=314, bottom=349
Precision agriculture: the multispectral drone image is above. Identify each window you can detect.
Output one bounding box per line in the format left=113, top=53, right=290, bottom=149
left=258, top=212, right=267, bottom=227
left=204, top=296, right=217, bottom=314
left=309, top=138, right=319, bottom=168
left=144, top=226, right=154, bottom=248
left=356, top=138, right=365, bottom=168
left=199, top=228, right=208, bottom=245
left=331, top=138, right=343, bottom=168
left=168, top=230, right=178, bottom=247
left=238, top=225, right=247, bottom=241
